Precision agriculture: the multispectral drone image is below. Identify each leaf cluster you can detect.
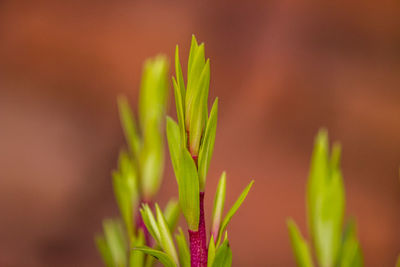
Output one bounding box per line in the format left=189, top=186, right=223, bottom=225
left=95, top=56, right=171, bottom=267
left=138, top=36, right=254, bottom=267
left=287, top=130, right=363, bottom=267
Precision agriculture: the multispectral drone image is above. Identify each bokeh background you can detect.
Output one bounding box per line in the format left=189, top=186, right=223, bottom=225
left=1, top=1, right=399, bottom=266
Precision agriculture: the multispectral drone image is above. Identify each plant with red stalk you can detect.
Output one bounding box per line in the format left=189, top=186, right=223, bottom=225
left=136, top=36, right=254, bottom=267
left=287, top=130, right=363, bottom=267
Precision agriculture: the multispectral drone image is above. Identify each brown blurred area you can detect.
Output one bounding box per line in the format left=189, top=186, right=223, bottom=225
left=0, top=1, right=399, bottom=266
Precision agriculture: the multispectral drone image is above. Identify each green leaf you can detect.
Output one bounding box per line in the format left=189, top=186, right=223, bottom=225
left=134, top=246, right=177, bottom=267
left=307, top=130, right=345, bottom=267
left=130, top=229, right=145, bottom=267
left=185, top=40, right=206, bottom=131
left=117, top=95, right=140, bottom=157
left=198, top=98, right=218, bottom=190
left=155, top=204, right=179, bottom=265
left=287, top=219, right=314, bottom=267
left=95, top=234, right=114, bottom=267
left=307, top=129, right=329, bottom=242
left=166, top=118, right=200, bottom=231
left=138, top=55, right=168, bottom=198
left=211, top=171, right=226, bottom=242
left=113, top=152, right=139, bottom=240
left=396, top=254, right=400, bottom=267
left=212, top=239, right=232, bottom=267
left=102, top=219, right=127, bottom=267
left=175, top=45, right=186, bottom=103
left=217, top=180, right=254, bottom=246
left=164, top=199, right=180, bottom=232
left=187, top=35, right=199, bottom=80
left=172, top=77, right=187, bottom=147
left=138, top=55, right=168, bottom=133
left=139, top=130, right=164, bottom=199
left=174, top=46, right=186, bottom=137
left=167, top=117, right=183, bottom=177
left=188, top=60, right=210, bottom=157
left=337, top=220, right=363, bottom=267
left=140, top=204, right=161, bottom=244
left=207, top=236, right=216, bottom=267
left=175, top=228, right=191, bottom=267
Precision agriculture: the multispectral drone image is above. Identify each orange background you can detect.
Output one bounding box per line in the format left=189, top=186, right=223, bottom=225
left=0, top=1, right=399, bottom=266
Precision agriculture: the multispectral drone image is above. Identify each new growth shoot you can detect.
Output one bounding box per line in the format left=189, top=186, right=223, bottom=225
left=95, top=56, right=180, bottom=267
left=287, top=130, right=363, bottom=267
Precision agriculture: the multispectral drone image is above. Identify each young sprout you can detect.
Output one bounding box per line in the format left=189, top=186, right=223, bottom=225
left=287, top=130, right=363, bottom=267
left=95, top=55, right=179, bottom=267
left=137, top=36, right=254, bottom=267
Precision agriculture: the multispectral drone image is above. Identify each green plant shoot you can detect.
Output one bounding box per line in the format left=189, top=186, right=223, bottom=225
left=287, top=130, right=363, bottom=267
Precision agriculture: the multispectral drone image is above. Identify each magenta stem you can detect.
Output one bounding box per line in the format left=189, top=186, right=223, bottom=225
left=189, top=192, right=207, bottom=267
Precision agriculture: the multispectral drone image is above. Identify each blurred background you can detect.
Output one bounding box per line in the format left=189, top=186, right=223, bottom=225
left=0, top=1, right=399, bottom=266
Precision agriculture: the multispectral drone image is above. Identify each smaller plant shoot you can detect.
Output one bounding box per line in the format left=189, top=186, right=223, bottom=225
left=287, top=130, right=363, bottom=267
left=95, top=56, right=180, bottom=267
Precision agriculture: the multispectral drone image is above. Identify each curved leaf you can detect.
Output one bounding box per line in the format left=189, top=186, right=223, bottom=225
left=134, top=246, right=177, bottom=267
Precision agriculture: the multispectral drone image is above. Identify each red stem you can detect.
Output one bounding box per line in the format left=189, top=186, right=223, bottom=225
left=189, top=192, right=207, bottom=267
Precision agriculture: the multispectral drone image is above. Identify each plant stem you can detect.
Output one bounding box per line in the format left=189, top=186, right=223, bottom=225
left=189, top=192, right=207, bottom=267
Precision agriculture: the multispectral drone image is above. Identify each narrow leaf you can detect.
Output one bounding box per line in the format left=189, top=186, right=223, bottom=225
left=188, top=60, right=210, bottom=157
left=172, top=77, right=187, bottom=146
left=166, top=118, right=200, bottom=231
left=211, top=171, right=226, bottom=242
left=134, top=246, right=177, bottom=267
left=217, top=180, right=254, bottom=246
left=138, top=56, right=168, bottom=198
left=208, top=236, right=216, bottom=267
left=117, top=95, right=140, bottom=156
left=103, top=219, right=127, bottom=267
left=287, top=219, right=314, bottom=267
left=212, top=239, right=232, bottom=267
left=155, top=204, right=179, bottom=265
left=130, top=229, right=145, bottom=267
left=198, top=98, right=218, bottom=190
left=338, top=220, right=363, bottom=267
left=140, top=204, right=161, bottom=243
left=95, top=234, right=114, bottom=267
left=175, top=228, right=191, bottom=267
left=175, top=45, right=186, bottom=106
left=164, top=199, right=180, bottom=232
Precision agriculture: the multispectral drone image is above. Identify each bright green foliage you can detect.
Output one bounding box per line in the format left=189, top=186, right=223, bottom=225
left=198, top=99, right=218, bottom=189
left=166, top=117, right=200, bottom=231
left=207, top=237, right=216, bottom=267
left=138, top=56, right=169, bottom=198
left=95, top=219, right=127, bottom=267
left=139, top=204, right=179, bottom=266
left=287, top=130, right=363, bottom=267
left=135, top=247, right=177, bottom=267
left=96, top=56, right=178, bottom=267
left=337, top=220, right=363, bottom=267
left=175, top=228, right=191, bottom=267
left=307, top=130, right=344, bottom=267
left=216, top=180, right=254, bottom=246
left=170, top=35, right=214, bottom=191
left=164, top=199, right=181, bottom=232
left=211, top=172, right=226, bottom=242
left=287, top=219, right=314, bottom=267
